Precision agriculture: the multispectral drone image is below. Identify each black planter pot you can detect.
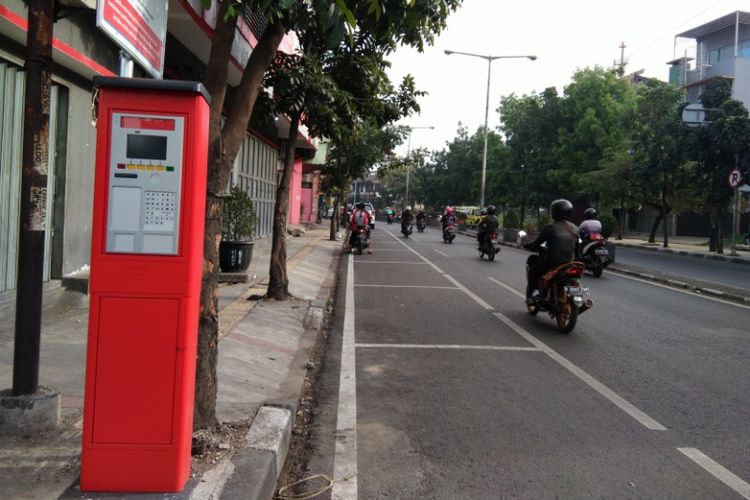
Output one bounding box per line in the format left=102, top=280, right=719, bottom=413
left=219, top=241, right=254, bottom=272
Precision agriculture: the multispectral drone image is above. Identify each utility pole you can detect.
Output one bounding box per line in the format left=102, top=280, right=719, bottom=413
left=618, top=42, right=627, bottom=76
left=13, top=0, right=55, bottom=395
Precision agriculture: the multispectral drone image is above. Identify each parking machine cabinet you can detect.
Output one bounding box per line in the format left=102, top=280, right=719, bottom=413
left=81, top=77, right=209, bottom=492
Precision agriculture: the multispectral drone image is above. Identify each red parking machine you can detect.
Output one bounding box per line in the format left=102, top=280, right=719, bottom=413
left=81, top=77, right=209, bottom=492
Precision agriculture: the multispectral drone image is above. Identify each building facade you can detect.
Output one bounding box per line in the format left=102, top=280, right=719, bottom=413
left=0, top=0, right=314, bottom=294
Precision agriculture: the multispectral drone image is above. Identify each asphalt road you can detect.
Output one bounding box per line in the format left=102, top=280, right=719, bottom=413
left=300, top=226, right=750, bottom=499
left=615, top=246, right=750, bottom=290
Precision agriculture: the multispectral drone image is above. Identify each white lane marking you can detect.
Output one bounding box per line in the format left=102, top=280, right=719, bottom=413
left=387, top=231, right=494, bottom=310
left=488, top=276, right=526, bottom=299
left=434, top=249, right=450, bottom=257
left=492, top=311, right=668, bottom=431
left=386, top=231, right=445, bottom=274
left=353, top=261, right=428, bottom=265
left=610, top=271, right=750, bottom=310
left=443, top=273, right=494, bottom=310
left=677, top=448, right=750, bottom=499
left=356, top=343, right=539, bottom=351
left=332, top=253, right=357, bottom=500
left=354, top=284, right=459, bottom=289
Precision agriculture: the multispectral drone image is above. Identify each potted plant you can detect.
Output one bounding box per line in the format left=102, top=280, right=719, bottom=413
left=219, top=185, right=257, bottom=272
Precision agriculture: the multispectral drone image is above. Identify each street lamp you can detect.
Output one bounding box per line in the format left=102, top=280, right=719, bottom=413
left=444, top=50, right=536, bottom=208
left=404, top=125, right=434, bottom=209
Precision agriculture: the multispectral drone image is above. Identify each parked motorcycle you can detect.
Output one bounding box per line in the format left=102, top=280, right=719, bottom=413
left=416, top=218, right=426, bottom=232
left=443, top=224, right=456, bottom=243
left=478, top=231, right=501, bottom=261
left=401, top=221, right=413, bottom=238
left=354, top=227, right=370, bottom=255
left=580, top=232, right=612, bottom=277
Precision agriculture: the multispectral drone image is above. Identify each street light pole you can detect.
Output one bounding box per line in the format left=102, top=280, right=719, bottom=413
left=444, top=50, right=536, bottom=208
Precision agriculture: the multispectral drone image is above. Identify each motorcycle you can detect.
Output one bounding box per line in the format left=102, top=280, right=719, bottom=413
left=443, top=223, right=456, bottom=243
left=478, top=231, right=501, bottom=261
left=387, top=213, right=394, bottom=225
left=521, top=236, right=593, bottom=334
left=416, top=218, right=426, bottom=232
left=580, top=232, right=612, bottom=278
left=401, top=221, right=413, bottom=238
left=353, top=227, right=370, bottom=255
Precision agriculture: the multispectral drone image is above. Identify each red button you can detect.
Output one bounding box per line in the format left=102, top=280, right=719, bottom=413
left=117, top=163, right=126, bottom=169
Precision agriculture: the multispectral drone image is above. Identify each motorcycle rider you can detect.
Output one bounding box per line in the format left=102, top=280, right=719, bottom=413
left=401, top=206, right=414, bottom=234
left=416, top=209, right=427, bottom=227
left=348, top=202, right=372, bottom=253
left=476, top=205, right=499, bottom=247
left=442, top=206, right=456, bottom=232
left=523, top=199, right=578, bottom=303
left=578, top=208, right=603, bottom=241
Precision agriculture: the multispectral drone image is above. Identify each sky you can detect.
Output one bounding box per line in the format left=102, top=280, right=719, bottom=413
left=387, top=0, right=749, bottom=155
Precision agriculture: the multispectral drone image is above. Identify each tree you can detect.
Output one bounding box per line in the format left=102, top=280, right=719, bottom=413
left=193, top=0, right=463, bottom=427
left=627, top=80, right=692, bottom=246
left=554, top=67, right=635, bottom=197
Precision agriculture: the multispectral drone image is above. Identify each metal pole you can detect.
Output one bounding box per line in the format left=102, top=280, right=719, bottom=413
left=731, top=186, right=738, bottom=256
left=405, top=131, right=412, bottom=209
left=13, top=0, right=54, bottom=396
left=119, top=50, right=134, bottom=77
left=480, top=57, right=491, bottom=209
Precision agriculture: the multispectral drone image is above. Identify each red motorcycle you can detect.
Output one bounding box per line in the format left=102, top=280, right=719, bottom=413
left=526, top=254, right=593, bottom=333
left=353, top=227, right=370, bottom=255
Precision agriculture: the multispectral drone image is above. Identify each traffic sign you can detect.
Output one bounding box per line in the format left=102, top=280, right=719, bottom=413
left=729, top=169, right=742, bottom=188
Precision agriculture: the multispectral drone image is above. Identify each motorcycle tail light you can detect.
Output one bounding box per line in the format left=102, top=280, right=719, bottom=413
left=566, top=267, right=584, bottom=277
left=489, top=232, right=497, bottom=238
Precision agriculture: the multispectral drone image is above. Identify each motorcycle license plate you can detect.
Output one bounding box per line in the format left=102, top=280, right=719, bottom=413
left=594, top=248, right=609, bottom=256
left=564, top=286, right=590, bottom=296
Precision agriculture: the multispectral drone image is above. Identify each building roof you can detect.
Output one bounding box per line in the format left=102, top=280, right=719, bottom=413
left=675, top=11, right=750, bottom=40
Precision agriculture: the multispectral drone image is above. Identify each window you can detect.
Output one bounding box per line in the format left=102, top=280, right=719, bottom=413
left=739, top=38, right=750, bottom=58
left=719, top=44, right=734, bottom=61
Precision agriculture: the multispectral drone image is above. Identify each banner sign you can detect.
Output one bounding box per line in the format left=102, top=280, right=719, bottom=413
left=97, top=0, right=168, bottom=78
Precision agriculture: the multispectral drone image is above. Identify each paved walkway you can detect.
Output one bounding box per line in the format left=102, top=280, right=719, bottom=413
left=612, top=232, right=750, bottom=264
left=0, top=223, right=342, bottom=499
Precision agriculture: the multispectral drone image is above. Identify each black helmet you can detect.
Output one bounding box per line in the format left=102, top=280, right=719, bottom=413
left=550, top=199, right=573, bottom=221
left=356, top=202, right=365, bottom=210
left=584, top=208, right=597, bottom=220
left=486, top=205, right=497, bottom=215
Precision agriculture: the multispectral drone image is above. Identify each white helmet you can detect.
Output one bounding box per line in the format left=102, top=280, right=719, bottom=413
left=406, top=206, right=411, bottom=211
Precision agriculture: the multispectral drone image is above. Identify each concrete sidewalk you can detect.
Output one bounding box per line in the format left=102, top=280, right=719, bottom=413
left=611, top=232, right=750, bottom=265
left=0, top=224, right=342, bottom=499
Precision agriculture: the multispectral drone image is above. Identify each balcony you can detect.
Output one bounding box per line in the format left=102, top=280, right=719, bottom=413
left=684, top=58, right=737, bottom=86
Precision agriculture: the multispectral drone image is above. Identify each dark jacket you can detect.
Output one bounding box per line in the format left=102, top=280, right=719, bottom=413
left=479, top=215, right=499, bottom=233
left=528, top=220, right=579, bottom=266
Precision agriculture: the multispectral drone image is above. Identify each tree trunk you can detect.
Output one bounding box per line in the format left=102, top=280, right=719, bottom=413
left=662, top=181, right=669, bottom=249
left=717, top=206, right=724, bottom=254
left=648, top=211, right=663, bottom=244
left=330, top=197, right=339, bottom=241
left=617, top=191, right=624, bottom=240
left=194, top=14, right=287, bottom=430
left=267, top=116, right=300, bottom=300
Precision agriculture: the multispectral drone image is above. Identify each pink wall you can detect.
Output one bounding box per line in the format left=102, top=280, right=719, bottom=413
left=288, top=159, right=303, bottom=225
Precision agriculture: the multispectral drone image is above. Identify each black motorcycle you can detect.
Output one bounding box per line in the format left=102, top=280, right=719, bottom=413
left=478, top=231, right=501, bottom=261
left=442, top=223, right=456, bottom=243
left=580, top=232, right=612, bottom=277
left=353, top=227, right=370, bottom=255
left=525, top=250, right=593, bottom=333
left=401, top=221, right=413, bottom=238
left=416, top=218, right=426, bottom=232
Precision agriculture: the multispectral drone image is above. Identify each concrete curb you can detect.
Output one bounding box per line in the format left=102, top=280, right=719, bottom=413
left=611, top=241, right=750, bottom=266
left=192, top=237, right=342, bottom=500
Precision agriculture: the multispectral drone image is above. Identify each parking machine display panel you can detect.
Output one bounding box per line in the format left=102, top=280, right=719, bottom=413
left=106, top=113, right=185, bottom=255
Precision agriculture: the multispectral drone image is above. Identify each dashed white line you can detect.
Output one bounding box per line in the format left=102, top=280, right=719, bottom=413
left=677, top=448, right=750, bottom=499
left=488, top=276, right=526, bottom=299
left=354, top=284, right=459, bottom=289
left=443, top=273, right=494, bottom=310
left=492, top=311, right=667, bottom=431
left=356, top=343, right=540, bottom=351
left=331, top=253, right=357, bottom=500
left=434, top=249, right=450, bottom=257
